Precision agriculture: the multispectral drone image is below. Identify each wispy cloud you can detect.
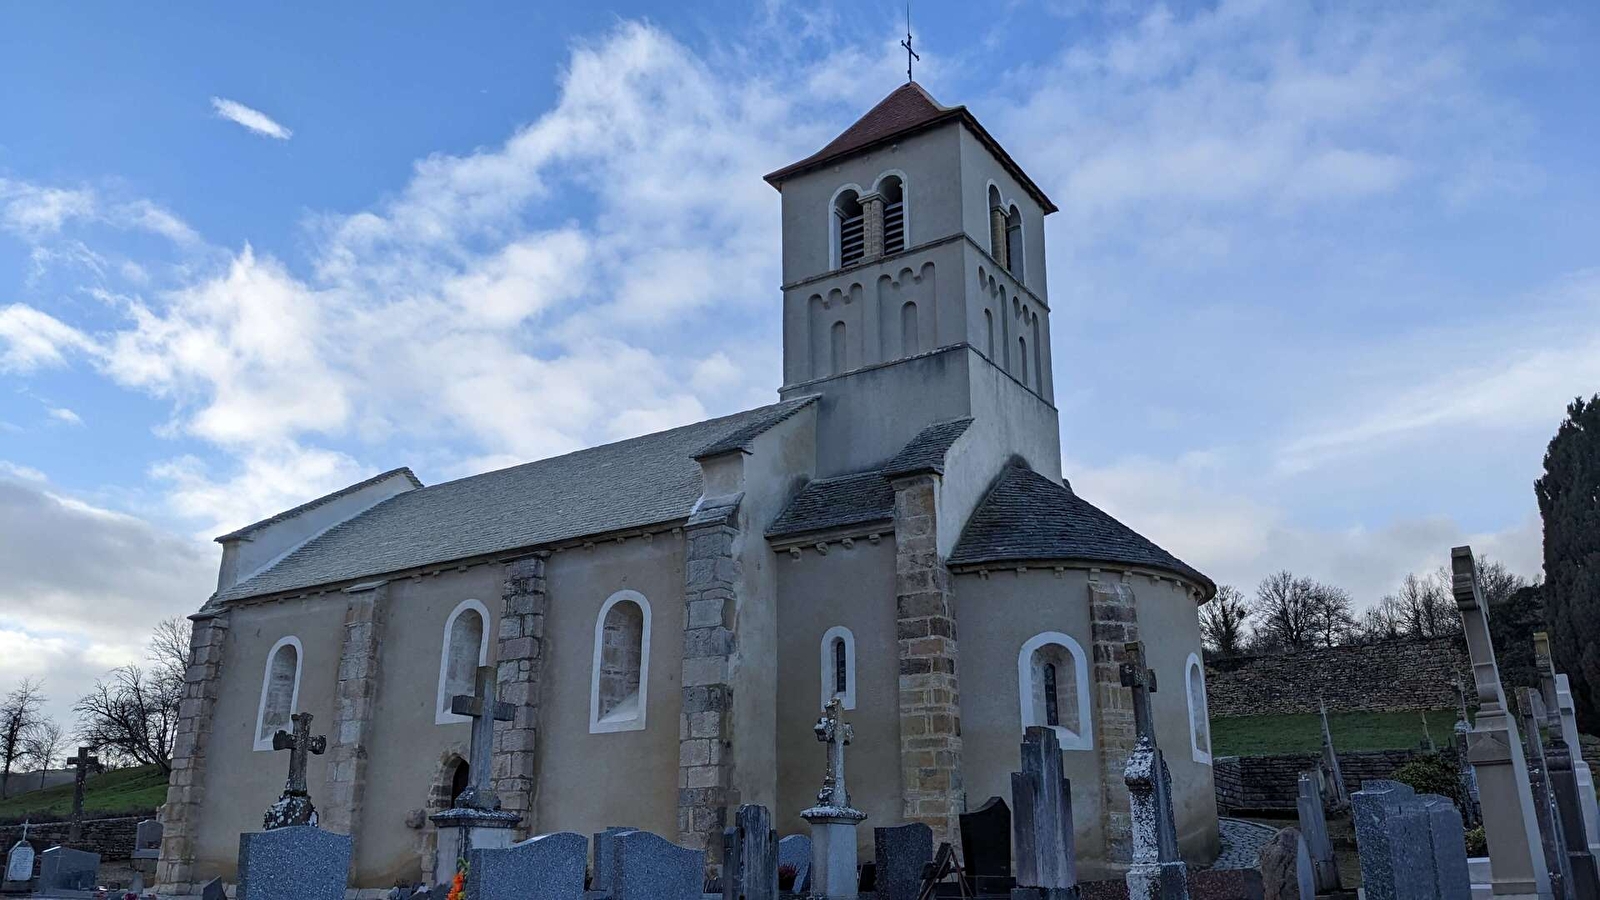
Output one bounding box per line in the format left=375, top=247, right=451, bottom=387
left=210, top=96, right=293, bottom=140
left=46, top=407, right=82, bottom=426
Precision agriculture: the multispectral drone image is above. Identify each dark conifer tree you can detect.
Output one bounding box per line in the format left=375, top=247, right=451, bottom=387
left=1536, top=395, right=1600, bottom=727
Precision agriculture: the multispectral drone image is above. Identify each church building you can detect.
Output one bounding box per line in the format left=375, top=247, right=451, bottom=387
left=155, top=82, right=1220, bottom=893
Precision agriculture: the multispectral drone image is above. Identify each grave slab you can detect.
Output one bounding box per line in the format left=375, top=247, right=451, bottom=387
left=38, top=846, right=100, bottom=895
left=466, top=831, right=586, bottom=900
left=609, top=830, right=704, bottom=900
left=237, top=825, right=352, bottom=900
left=873, top=823, right=932, bottom=900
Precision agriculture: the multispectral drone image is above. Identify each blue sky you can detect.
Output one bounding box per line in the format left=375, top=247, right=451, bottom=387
left=2, top=0, right=1597, bottom=725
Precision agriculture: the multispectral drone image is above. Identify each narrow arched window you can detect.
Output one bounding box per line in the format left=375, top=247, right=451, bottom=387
left=436, top=599, right=490, bottom=725
left=1187, top=653, right=1212, bottom=764
left=830, top=321, right=847, bottom=375
left=820, top=626, right=857, bottom=710
left=1032, top=314, right=1044, bottom=392
left=1005, top=205, right=1024, bottom=281
left=1018, top=336, right=1028, bottom=387
left=880, top=175, right=906, bottom=255
left=1018, top=632, right=1091, bottom=750
left=988, top=185, right=1007, bottom=266
left=254, top=636, right=303, bottom=750
left=902, top=301, right=919, bottom=356
left=985, top=309, right=996, bottom=359
left=591, top=590, right=652, bottom=733
left=835, top=190, right=864, bottom=268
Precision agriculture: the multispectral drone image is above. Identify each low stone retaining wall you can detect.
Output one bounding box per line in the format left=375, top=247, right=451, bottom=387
left=1206, top=637, right=1470, bottom=717
left=0, top=815, right=144, bottom=860
left=1213, top=748, right=1457, bottom=814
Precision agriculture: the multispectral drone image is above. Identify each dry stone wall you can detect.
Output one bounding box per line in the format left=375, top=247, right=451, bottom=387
left=0, top=815, right=143, bottom=860
left=1206, top=637, right=1470, bottom=717
left=1212, top=748, right=1458, bottom=814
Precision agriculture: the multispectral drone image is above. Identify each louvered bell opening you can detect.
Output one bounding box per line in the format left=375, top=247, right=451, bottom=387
left=883, top=201, right=905, bottom=255
left=840, top=214, right=865, bottom=267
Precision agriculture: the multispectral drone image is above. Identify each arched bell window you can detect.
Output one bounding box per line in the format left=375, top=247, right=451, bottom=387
left=834, top=189, right=865, bottom=269
left=820, top=626, right=856, bottom=710
left=254, top=636, right=303, bottom=751
left=1005, top=205, right=1024, bottom=281
left=1018, top=632, right=1091, bottom=750
left=878, top=174, right=906, bottom=255
left=436, top=599, right=490, bottom=725
left=591, top=590, right=652, bottom=733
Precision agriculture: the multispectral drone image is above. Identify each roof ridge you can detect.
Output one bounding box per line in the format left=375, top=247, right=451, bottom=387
left=215, top=466, right=422, bottom=542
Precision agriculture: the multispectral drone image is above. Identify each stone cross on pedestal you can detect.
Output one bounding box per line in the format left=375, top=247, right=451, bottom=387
left=65, top=747, right=98, bottom=843
left=264, top=711, right=326, bottom=829
left=1453, top=545, right=1550, bottom=899
left=1121, top=641, right=1188, bottom=900
left=802, top=699, right=866, bottom=899
left=450, top=665, right=514, bottom=811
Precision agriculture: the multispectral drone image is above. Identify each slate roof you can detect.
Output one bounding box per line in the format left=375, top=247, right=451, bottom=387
left=883, top=418, right=973, bottom=477
left=949, top=462, right=1215, bottom=596
left=763, top=82, right=1057, bottom=214
left=216, top=467, right=422, bottom=541
left=216, top=397, right=817, bottom=602
left=765, top=472, right=895, bottom=539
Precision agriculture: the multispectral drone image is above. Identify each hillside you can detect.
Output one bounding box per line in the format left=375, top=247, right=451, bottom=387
left=0, top=765, right=168, bottom=822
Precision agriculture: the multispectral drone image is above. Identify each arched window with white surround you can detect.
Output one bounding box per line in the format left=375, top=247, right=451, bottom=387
left=1005, top=205, right=1024, bottom=282
left=1018, top=632, right=1091, bottom=750
left=877, top=173, right=906, bottom=255
left=590, top=590, right=652, bottom=734
left=1186, top=653, right=1212, bottom=764
left=436, top=599, right=490, bottom=725
left=833, top=188, right=865, bottom=269
left=254, top=636, right=303, bottom=750
left=820, top=626, right=857, bottom=710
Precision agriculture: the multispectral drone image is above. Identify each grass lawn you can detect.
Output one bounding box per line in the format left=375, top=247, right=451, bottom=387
left=0, top=764, right=168, bottom=822
left=1212, top=708, right=1464, bottom=757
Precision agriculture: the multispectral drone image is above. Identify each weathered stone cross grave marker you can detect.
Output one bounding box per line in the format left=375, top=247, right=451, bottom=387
left=265, top=712, right=326, bottom=829
left=451, top=665, right=515, bottom=810
left=1535, top=630, right=1600, bottom=878
left=1121, top=641, right=1188, bottom=900
left=65, top=746, right=98, bottom=842
left=801, top=697, right=866, bottom=900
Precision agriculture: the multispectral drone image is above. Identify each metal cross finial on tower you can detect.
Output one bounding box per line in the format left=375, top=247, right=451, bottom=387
left=900, top=1, right=920, bottom=83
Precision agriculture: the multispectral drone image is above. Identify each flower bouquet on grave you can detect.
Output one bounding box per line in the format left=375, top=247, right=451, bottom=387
left=447, top=859, right=468, bottom=900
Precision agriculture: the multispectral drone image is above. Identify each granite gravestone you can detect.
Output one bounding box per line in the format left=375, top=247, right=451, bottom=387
left=723, top=804, right=778, bottom=900
left=609, top=830, right=704, bottom=900
left=959, top=795, right=1013, bottom=895
left=777, top=834, right=812, bottom=894
left=465, top=831, right=586, bottom=900
left=1516, top=687, right=1575, bottom=900
left=37, top=846, right=100, bottom=895
left=873, top=823, right=932, bottom=900
left=1532, top=634, right=1600, bottom=898
left=1418, top=795, right=1472, bottom=900
left=1122, top=642, right=1188, bottom=900
left=1351, top=781, right=1441, bottom=900
left=236, top=824, right=352, bottom=900
left=200, top=876, right=226, bottom=900
left=590, top=827, right=638, bottom=895
left=1011, top=727, right=1077, bottom=900
left=1294, top=773, right=1339, bottom=893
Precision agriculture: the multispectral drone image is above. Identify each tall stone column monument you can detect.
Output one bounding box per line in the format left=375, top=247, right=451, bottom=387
left=1452, top=545, right=1550, bottom=899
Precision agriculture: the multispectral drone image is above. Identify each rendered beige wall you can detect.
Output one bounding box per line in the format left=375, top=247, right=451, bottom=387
left=775, top=537, right=902, bottom=854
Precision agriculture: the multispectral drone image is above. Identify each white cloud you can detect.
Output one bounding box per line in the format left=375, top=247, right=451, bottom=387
left=0, top=304, right=97, bottom=372
left=46, top=407, right=82, bottom=426
left=0, top=461, right=47, bottom=483
left=151, top=442, right=369, bottom=538
left=210, top=97, right=293, bottom=140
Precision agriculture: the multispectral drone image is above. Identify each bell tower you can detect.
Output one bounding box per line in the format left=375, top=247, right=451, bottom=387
left=764, top=82, right=1063, bottom=481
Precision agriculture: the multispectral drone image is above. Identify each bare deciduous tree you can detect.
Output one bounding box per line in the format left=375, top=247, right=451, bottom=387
left=1251, top=571, right=1318, bottom=652
left=1200, top=584, right=1251, bottom=657
left=1308, top=582, right=1357, bottom=648
left=1, top=678, right=46, bottom=799
left=23, top=719, right=67, bottom=791
left=74, top=619, right=190, bottom=776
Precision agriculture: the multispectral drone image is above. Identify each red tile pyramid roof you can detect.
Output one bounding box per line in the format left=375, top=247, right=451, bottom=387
left=764, top=82, right=1056, bottom=213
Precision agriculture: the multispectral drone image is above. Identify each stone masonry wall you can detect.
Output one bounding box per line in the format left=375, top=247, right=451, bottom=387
left=324, top=581, right=388, bottom=842
left=1211, top=747, right=1459, bottom=813
left=1206, top=636, right=1470, bottom=718
left=891, top=474, right=964, bottom=851
left=0, top=816, right=143, bottom=863
left=1088, top=574, right=1139, bottom=862
left=155, top=610, right=231, bottom=893
left=492, top=554, right=549, bottom=837
left=678, top=498, right=741, bottom=864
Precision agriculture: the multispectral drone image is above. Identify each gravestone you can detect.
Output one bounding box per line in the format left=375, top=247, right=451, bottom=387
left=264, top=711, right=326, bottom=829
left=777, top=834, right=812, bottom=894
left=201, top=876, right=226, bottom=900
left=590, top=827, right=638, bottom=895
left=609, top=830, right=704, bottom=900
left=1351, top=781, right=1453, bottom=900
left=236, top=824, right=352, bottom=900
left=1294, top=773, right=1338, bottom=893
left=723, top=804, right=778, bottom=900
left=1257, top=828, right=1312, bottom=900
left=38, top=846, right=101, bottom=895
left=1555, top=673, right=1600, bottom=854
left=1418, top=795, right=1471, bottom=900
left=1452, top=546, right=1550, bottom=899
left=1516, top=686, right=1575, bottom=900
left=1533, top=633, right=1600, bottom=896
left=65, top=746, right=99, bottom=844
left=430, top=667, right=522, bottom=887
left=1449, top=678, right=1482, bottom=830
left=465, top=831, right=586, bottom=900
left=959, top=795, right=1013, bottom=895
left=801, top=698, right=867, bottom=899
left=1122, top=642, right=1187, bottom=900
left=1317, top=699, right=1348, bottom=810
left=3, top=829, right=34, bottom=890
left=1011, top=727, right=1077, bottom=900
left=872, top=822, right=932, bottom=900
